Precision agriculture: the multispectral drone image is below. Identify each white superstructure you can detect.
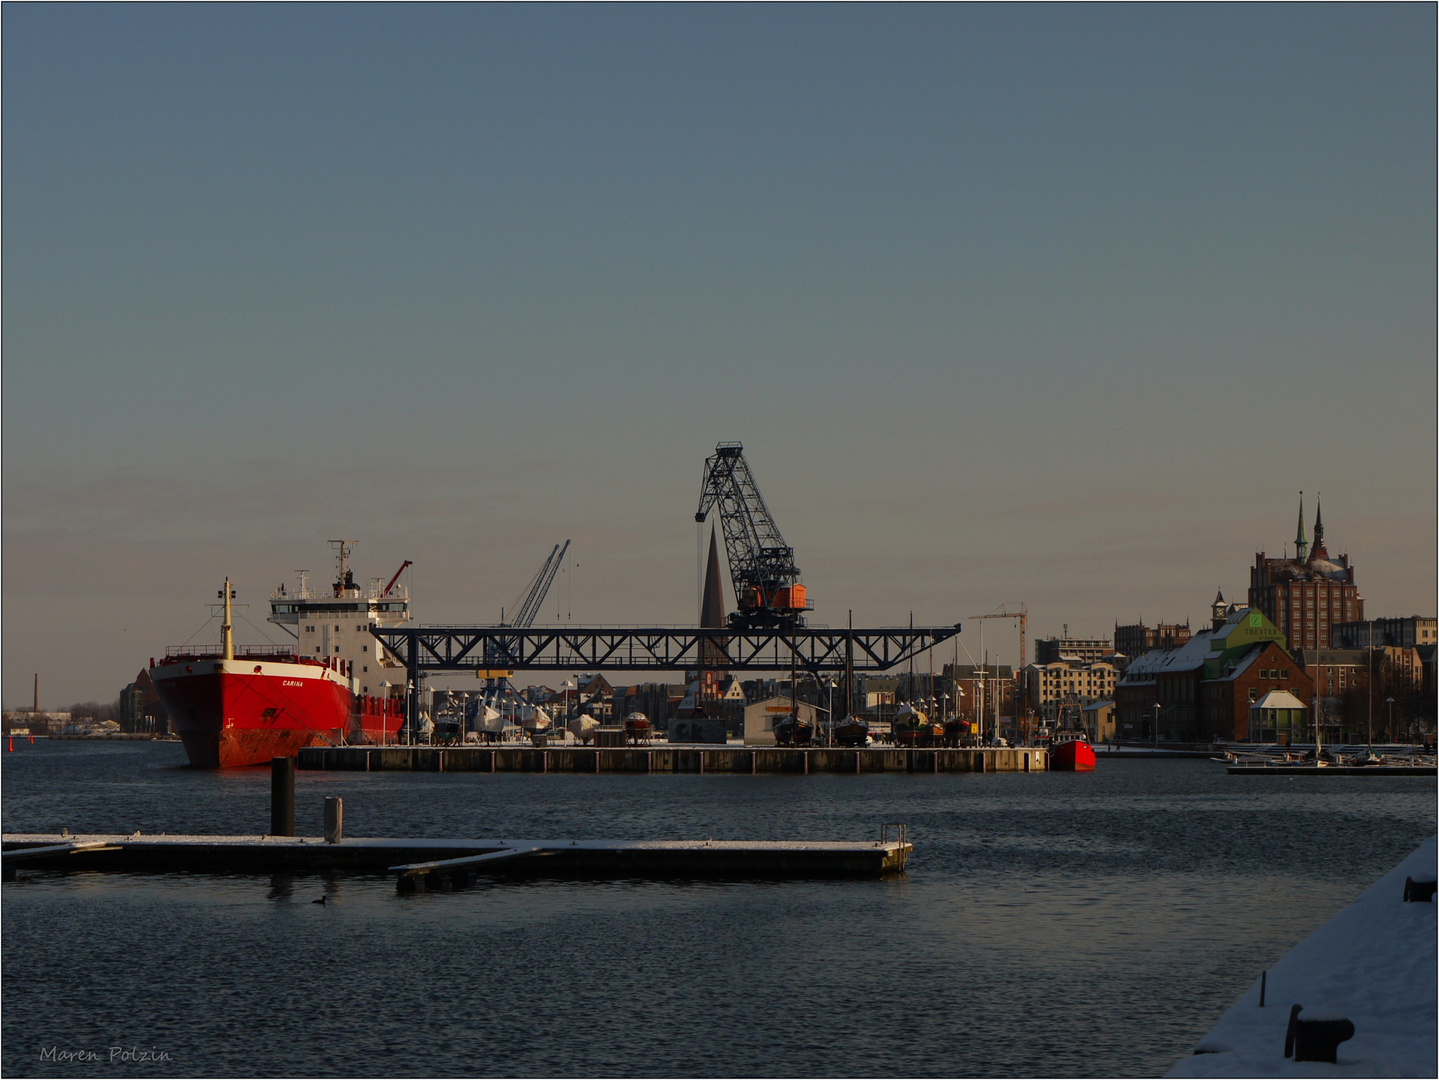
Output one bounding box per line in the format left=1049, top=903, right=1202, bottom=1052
left=268, top=540, right=412, bottom=698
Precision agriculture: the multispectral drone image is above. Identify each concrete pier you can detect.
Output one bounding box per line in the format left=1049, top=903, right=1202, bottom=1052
left=297, top=745, right=1048, bottom=774
left=2, top=833, right=911, bottom=881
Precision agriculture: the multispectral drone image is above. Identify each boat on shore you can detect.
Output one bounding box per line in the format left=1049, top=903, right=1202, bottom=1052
left=623, top=711, right=652, bottom=744
left=569, top=713, right=600, bottom=744
left=150, top=543, right=410, bottom=768
left=774, top=713, right=815, bottom=746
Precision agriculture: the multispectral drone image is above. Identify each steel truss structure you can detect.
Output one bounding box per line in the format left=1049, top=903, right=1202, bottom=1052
left=371, top=623, right=962, bottom=734
left=695, top=442, right=804, bottom=629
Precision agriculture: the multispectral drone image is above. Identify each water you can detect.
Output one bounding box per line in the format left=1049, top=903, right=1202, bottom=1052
left=3, top=741, right=1434, bottom=1077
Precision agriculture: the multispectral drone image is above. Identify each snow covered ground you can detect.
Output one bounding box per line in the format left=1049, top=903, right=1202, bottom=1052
left=1168, top=836, right=1437, bottom=1077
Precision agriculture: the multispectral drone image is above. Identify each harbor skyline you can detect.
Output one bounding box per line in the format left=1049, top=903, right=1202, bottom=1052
left=4, top=6, right=1435, bottom=705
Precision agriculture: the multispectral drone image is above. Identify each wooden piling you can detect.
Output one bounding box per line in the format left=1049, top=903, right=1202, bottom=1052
left=270, top=757, right=295, bottom=837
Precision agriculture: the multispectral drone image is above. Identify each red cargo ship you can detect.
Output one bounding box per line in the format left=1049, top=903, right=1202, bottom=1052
left=151, top=542, right=410, bottom=768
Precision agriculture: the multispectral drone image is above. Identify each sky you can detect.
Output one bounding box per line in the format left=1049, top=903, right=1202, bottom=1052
left=4, top=5, right=1435, bottom=706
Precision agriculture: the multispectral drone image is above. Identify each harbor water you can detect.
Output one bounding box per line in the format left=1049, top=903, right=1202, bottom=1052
left=2, top=740, right=1434, bottom=1077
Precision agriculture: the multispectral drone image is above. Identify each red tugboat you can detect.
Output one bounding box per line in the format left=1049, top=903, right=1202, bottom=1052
left=1050, top=732, right=1096, bottom=771
left=151, top=542, right=411, bottom=767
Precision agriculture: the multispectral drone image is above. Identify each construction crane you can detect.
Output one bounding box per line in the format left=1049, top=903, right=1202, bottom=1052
left=476, top=541, right=573, bottom=727
left=968, top=603, right=1029, bottom=743
left=695, top=442, right=809, bottom=630
left=505, top=540, right=571, bottom=628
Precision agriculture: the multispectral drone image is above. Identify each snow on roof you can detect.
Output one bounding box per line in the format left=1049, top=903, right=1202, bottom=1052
left=1120, top=629, right=1219, bottom=680
left=1211, top=647, right=1262, bottom=683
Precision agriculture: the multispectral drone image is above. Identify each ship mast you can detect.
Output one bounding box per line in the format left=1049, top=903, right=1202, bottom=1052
left=220, top=578, right=235, bottom=661
left=329, top=539, right=354, bottom=596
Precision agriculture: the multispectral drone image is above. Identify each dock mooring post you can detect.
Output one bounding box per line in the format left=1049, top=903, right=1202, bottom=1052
left=324, top=796, right=343, bottom=843
left=271, top=757, right=295, bottom=837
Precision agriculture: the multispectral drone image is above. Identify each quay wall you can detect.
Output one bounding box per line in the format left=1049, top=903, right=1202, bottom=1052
left=299, top=745, right=1048, bottom=774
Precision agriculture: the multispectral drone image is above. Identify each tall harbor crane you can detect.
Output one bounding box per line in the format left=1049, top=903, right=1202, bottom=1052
left=695, top=442, right=809, bottom=630
left=473, top=541, right=572, bottom=729
left=505, top=540, right=571, bottom=628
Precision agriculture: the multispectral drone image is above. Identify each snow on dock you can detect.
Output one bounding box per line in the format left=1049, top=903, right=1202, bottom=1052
left=1168, top=836, right=1437, bottom=1078
left=1, top=833, right=912, bottom=881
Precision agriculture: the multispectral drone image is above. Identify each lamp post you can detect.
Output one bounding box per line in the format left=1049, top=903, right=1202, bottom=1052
left=379, top=681, right=391, bottom=746
left=826, top=678, right=837, bottom=746
left=1154, top=702, right=1161, bottom=748
left=1386, top=696, right=1395, bottom=744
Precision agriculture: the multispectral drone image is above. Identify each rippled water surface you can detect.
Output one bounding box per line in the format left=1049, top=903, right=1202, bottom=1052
left=3, top=741, right=1433, bottom=1077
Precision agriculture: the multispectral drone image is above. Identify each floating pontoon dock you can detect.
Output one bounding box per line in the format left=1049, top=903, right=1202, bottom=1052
left=2, top=833, right=912, bottom=884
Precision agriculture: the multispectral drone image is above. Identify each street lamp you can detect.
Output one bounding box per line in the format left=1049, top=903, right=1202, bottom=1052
left=1154, top=702, right=1162, bottom=748
left=826, top=678, right=838, bottom=746
left=1386, top=696, right=1395, bottom=744
left=378, top=681, right=393, bottom=746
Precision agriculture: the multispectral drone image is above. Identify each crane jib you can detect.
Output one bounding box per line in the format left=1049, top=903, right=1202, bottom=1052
left=696, top=442, right=807, bottom=630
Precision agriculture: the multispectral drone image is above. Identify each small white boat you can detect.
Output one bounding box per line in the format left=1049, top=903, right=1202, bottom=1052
left=568, top=713, right=600, bottom=744
left=522, top=705, right=553, bottom=733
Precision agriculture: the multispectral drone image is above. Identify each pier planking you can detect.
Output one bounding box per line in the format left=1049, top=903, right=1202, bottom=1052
left=296, top=745, right=1048, bottom=774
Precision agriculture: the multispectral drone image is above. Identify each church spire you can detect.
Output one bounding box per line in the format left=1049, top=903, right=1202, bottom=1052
left=1293, top=491, right=1308, bottom=562
left=700, top=526, right=726, bottom=630
left=1310, top=492, right=1328, bottom=561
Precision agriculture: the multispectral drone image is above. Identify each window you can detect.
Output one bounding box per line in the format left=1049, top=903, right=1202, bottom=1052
left=363, top=665, right=368, bottom=672
left=1249, top=687, right=1258, bottom=702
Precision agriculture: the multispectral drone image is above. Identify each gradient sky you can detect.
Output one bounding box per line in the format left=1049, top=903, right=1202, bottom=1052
left=4, top=5, right=1435, bottom=706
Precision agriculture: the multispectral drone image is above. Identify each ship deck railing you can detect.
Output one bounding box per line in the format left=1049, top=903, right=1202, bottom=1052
left=162, top=645, right=300, bottom=660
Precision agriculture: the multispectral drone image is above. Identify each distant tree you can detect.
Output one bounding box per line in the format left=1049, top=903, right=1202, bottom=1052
left=1338, top=650, right=1429, bottom=741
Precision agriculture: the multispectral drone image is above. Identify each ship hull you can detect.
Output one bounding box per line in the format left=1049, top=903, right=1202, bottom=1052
left=151, top=658, right=402, bottom=768
left=1051, top=738, right=1096, bottom=771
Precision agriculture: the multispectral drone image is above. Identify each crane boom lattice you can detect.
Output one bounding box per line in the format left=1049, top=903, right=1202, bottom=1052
left=695, top=442, right=807, bottom=629
left=511, top=540, right=571, bottom=629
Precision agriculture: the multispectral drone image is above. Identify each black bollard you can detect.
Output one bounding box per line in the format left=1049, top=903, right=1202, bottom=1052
left=1402, top=876, right=1436, bottom=902
left=1285, top=1004, right=1355, bottom=1063
left=270, top=756, right=295, bottom=837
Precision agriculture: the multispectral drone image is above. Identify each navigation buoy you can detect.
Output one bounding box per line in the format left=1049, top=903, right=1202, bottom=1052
left=7, top=738, right=12, bottom=752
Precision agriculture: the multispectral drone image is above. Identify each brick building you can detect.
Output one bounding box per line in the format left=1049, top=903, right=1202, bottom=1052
left=1116, top=607, right=1312, bottom=741
left=1332, top=616, right=1437, bottom=650
left=1034, top=634, right=1112, bottom=665
left=1248, top=495, right=1363, bottom=651
left=1024, top=659, right=1119, bottom=721
left=1113, top=620, right=1191, bottom=662
left=1200, top=639, right=1312, bottom=741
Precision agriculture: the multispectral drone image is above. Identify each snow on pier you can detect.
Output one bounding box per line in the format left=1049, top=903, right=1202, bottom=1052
left=1168, top=836, right=1437, bottom=1077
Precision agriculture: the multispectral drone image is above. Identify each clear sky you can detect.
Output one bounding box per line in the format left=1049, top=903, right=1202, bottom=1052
left=4, top=5, right=1435, bottom=706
